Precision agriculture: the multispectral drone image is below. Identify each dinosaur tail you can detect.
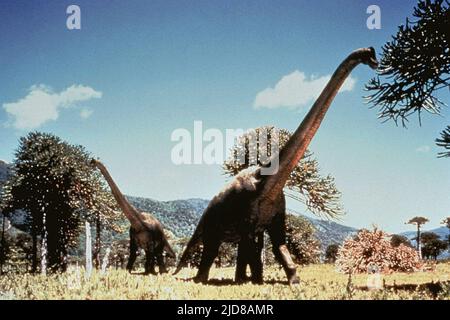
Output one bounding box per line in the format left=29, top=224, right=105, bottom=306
left=173, top=223, right=203, bottom=275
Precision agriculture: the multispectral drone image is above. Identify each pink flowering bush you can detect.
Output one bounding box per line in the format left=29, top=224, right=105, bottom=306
left=336, top=228, right=422, bottom=274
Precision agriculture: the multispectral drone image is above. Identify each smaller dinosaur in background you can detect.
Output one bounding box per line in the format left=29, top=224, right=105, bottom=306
left=91, top=159, right=175, bottom=274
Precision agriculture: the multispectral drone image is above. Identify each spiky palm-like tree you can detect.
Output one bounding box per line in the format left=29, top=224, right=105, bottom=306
left=406, top=216, right=429, bottom=258
left=366, top=0, right=449, bottom=124
left=436, top=126, right=450, bottom=158
left=223, top=126, right=343, bottom=219
left=1, top=132, right=121, bottom=273
left=366, top=0, right=450, bottom=156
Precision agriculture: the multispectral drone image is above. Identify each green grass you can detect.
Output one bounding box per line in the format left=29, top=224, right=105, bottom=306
left=0, top=263, right=449, bottom=300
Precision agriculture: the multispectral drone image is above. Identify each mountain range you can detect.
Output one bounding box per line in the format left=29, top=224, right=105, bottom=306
left=0, top=160, right=10, bottom=184
left=400, top=227, right=449, bottom=259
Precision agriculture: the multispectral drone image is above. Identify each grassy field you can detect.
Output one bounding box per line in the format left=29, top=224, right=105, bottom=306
left=0, top=263, right=449, bottom=300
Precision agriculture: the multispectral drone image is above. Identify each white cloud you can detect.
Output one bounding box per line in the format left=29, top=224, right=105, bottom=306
left=254, top=70, right=356, bottom=109
left=416, top=145, right=430, bottom=153
left=80, top=108, right=94, bottom=119
left=3, top=84, right=102, bottom=129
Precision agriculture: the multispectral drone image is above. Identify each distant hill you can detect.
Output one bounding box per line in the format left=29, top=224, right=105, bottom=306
left=401, top=226, right=448, bottom=242
left=127, top=196, right=208, bottom=239
left=298, top=213, right=358, bottom=250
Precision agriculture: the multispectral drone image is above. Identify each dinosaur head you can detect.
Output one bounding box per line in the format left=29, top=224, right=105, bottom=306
left=358, top=47, right=379, bottom=70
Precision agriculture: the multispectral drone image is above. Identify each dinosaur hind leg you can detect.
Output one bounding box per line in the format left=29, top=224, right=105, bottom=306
left=235, top=234, right=264, bottom=284
left=194, top=239, right=220, bottom=283
left=156, top=245, right=168, bottom=274
left=249, top=233, right=264, bottom=284
left=235, top=243, right=250, bottom=283
left=247, top=236, right=264, bottom=284
left=144, top=243, right=157, bottom=275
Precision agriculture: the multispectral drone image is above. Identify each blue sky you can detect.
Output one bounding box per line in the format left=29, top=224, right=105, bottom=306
left=0, top=0, right=448, bottom=233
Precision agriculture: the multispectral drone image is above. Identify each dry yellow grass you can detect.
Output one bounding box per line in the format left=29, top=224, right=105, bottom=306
left=0, top=263, right=449, bottom=300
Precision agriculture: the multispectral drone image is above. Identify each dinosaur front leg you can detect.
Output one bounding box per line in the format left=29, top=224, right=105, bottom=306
left=126, top=230, right=138, bottom=273
left=268, top=214, right=299, bottom=285
left=273, top=244, right=298, bottom=284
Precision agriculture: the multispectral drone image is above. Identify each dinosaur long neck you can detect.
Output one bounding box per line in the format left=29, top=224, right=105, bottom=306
left=96, top=163, right=143, bottom=228
left=261, top=49, right=372, bottom=201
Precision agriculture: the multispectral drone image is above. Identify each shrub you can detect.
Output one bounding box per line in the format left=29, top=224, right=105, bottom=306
left=325, top=244, right=339, bottom=263
left=390, top=234, right=413, bottom=248
left=284, top=215, right=321, bottom=265
left=336, top=228, right=422, bottom=274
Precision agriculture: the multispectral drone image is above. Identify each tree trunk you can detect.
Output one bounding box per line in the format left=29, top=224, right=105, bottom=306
left=448, top=230, right=450, bottom=253
left=93, top=217, right=101, bottom=269
left=0, top=214, right=6, bottom=275
left=85, top=221, right=92, bottom=278
left=417, top=225, right=422, bottom=259
left=31, top=224, right=38, bottom=273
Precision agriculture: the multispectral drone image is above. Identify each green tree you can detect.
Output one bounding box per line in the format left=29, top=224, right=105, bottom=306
left=366, top=0, right=449, bottom=125
left=1, top=132, right=120, bottom=273
left=215, top=243, right=238, bottom=268
left=420, top=232, right=448, bottom=259
left=0, top=212, right=7, bottom=275
left=325, top=244, right=339, bottom=263
left=223, top=126, right=342, bottom=218
left=0, top=230, right=32, bottom=273
left=436, top=127, right=450, bottom=158
left=284, top=214, right=321, bottom=265
left=0, top=216, right=9, bottom=274
left=390, top=234, right=413, bottom=248
left=406, top=216, right=429, bottom=258
left=366, top=0, right=450, bottom=153
left=175, top=237, right=202, bottom=269
left=0, top=161, right=12, bottom=275
left=420, top=231, right=440, bottom=243
left=108, top=239, right=130, bottom=270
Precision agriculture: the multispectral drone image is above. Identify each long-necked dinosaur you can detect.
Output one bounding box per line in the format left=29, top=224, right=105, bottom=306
left=91, top=159, right=175, bottom=274
left=174, top=48, right=378, bottom=284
